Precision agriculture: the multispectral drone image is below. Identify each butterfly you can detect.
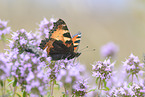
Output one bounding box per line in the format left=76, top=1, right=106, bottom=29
left=39, top=19, right=81, bottom=60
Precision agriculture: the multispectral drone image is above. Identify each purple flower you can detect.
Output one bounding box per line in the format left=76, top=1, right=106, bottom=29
left=10, top=52, right=50, bottom=96
left=0, top=53, right=12, bottom=80
left=57, top=59, right=86, bottom=84
left=72, top=79, right=88, bottom=96
left=0, top=19, right=11, bottom=39
left=56, top=59, right=88, bottom=96
left=19, top=38, right=27, bottom=45
left=123, top=53, right=144, bottom=76
left=100, top=42, right=119, bottom=59
left=92, top=59, right=115, bottom=80
left=30, top=94, right=39, bottom=97
left=7, top=28, right=53, bottom=96
left=107, top=83, right=145, bottom=96
left=26, top=71, right=35, bottom=82
left=38, top=18, right=56, bottom=38
left=106, top=65, right=128, bottom=89
left=10, top=29, right=42, bottom=50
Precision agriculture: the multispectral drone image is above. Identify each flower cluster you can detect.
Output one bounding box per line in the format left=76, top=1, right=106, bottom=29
left=0, top=19, right=11, bottom=39
left=106, top=62, right=134, bottom=89
left=56, top=59, right=87, bottom=96
left=0, top=53, right=12, bottom=80
left=92, top=59, right=114, bottom=80
left=57, top=59, right=86, bottom=85
left=8, top=29, right=51, bottom=96
left=10, top=29, right=40, bottom=49
left=123, top=53, right=144, bottom=76
left=100, top=42, right=119, bottom=59
left=46, top=61, right=60, bottom=81
left=72, top=80, right=88, bottom=96
left=38, top=18, right=56, bottom=38
left=108, top=83, right=145, bottom=97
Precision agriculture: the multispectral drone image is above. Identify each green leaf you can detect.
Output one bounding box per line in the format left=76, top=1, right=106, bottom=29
left=13, top=77, right=17, bottom=87
left=1, top=34, right=6, bottom=41
left=88, top=88, right=97, bottom=92
left=62, top=94, right=69, bottom=97
left=16, top=93, right=21, bottom=97
left=135, top=74, right=139, bottom=81
left=96, top=77, right=100, bottom=84
left=0, top=80, right=3, bottom=87
left=6, top=90, right=13, bottom=96
left=54, top=80, right=60, bottom=90
left=127, top=82, right=132, bottom=88
left=101, top=87, right=110, bottom=91
left=8, top=80, right=14, bottom=86
left=127, top=73, right=131, bottom=79
left=103, top=79, right=107, bottom=88
left=47, top=93, right=50, bottom=97
left=23, top=91, right=26, bottom=97
left=7, top=79, right=12, bottom=82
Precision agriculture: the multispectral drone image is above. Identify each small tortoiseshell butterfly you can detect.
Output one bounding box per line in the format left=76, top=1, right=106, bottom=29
left=40, top=19, right=81, bottom=60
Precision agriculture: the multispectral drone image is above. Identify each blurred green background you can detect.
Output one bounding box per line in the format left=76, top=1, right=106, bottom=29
left=1, top=0, right=145, bottom=70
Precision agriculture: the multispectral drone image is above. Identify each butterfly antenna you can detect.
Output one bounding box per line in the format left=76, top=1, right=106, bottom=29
left=79, top=46, right=89, bottom=52
left=81, top=48, right=96, bottom=53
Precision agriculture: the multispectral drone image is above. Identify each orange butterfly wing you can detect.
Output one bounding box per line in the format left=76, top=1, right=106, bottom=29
left=49, top=19, right=73, bottom=49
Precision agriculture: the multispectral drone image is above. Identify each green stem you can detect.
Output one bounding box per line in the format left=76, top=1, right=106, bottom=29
left=12, top=86, right=17, bottom=97
left=98, top=78, right=101, bottom=90
left=1, top=34, right=6, bottom=48
left=50, top=80, right=54, bottom=97
left=9, top=84, right=13, bottom=91
left=96, top=78, right=102, bottom=97
left=3, top=80, right=5, bottom=95
left=64, top=85, right=68, bottom=96
left=1, top=83, right=4, bottom=97
left=132, top=74, right=133, bottom=84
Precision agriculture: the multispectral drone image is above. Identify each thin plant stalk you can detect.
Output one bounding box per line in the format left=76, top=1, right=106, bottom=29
left=1, top=34, right=6, bottom=48
left=12, top=86, right=17, bottom=97
left=50, top=80, right=54, bottom=96
left=64, top=84, right=72, bottom=97
left=132, top=74, right=133, bottom=83
left=96, top=78, right=102, bottom=97
left=3, top=80, right=5, bottom=95
left=69, top=84, right=73, bottom=97
left=64, top=85, right=68, bottom=96
left=1, top=82, right=4, bottom=97
left=98, top=78, right=101, bottom=90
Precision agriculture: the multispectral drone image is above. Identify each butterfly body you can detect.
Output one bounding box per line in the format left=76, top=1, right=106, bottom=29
left=40, top=19, right=81, bottom=60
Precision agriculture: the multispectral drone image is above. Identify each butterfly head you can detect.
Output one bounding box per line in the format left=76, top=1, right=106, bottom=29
left=75, top=52, right=81, bottom=57
left=67, top=52, right=81, bottom=60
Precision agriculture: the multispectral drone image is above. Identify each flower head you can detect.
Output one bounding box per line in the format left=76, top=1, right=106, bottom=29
left=0, top=19, right=11, bottom=39
left=92, top=59, right=115, bottom=80
left=38, top=18, right=56, bottom=38
left=56, top=59, right=87, bottom=90
left=0, top=53, right=12, bottom=80
left=123, top=53, right=144, bottom=75
left=100, top=42, right=119, bottom=59
left=108, top=83, right=145, bottom=97
left=8, top=29, right=51, bottom=96
left=72, top=79, right=88, bottom=96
